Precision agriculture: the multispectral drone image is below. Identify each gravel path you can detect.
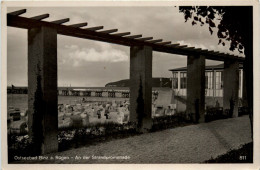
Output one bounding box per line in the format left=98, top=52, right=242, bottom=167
left=14, top=115, right=252, bottom=163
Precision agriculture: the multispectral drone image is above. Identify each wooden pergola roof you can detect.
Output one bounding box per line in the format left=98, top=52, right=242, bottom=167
left=7, top=9, right=245, bottom=62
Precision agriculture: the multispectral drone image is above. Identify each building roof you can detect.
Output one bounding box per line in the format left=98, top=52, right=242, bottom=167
left=169, top=63, right=243, bottom=72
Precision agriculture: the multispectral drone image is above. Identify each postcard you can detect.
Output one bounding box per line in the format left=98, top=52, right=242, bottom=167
left=1, top=1, right=259, bottom=170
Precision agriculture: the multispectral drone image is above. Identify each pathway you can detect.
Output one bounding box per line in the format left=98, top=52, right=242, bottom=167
left=15, top=115, right=252, bottom=163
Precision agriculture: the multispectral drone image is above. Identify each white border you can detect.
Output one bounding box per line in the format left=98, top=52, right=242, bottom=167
left=1, top=1, right=260, bottom=170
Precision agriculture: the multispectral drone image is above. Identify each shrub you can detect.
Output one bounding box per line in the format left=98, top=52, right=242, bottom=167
left=205, top=107, right=230, bottom=122
left=9, top=112, right=191, bottom=160
left=238, top=106, right=249, bottom=116
left=58, top=121, right=139, bottom=151
left=205, top=106, right=248, bottom=123
left=8, top=134, right=32, bottom=162
left=151, top=112, right=191, bottom=131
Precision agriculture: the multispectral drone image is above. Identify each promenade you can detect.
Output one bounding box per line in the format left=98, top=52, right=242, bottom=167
left=15, top=115, right=252, bottom=163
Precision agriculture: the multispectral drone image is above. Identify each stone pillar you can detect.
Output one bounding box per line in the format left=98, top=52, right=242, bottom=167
left=186, top=54, right=205, bottom=123
left=28, top=26, right=58, bottom=154
left=223, top=60, right=239, bottom=117
left=130, top=46, right=152, bottom=132
left=242, top=66, right=247, bottom=107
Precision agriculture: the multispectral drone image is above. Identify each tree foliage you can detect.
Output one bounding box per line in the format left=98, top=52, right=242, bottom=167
left=179, top=6, right=253, bottom=139
left=179, top=6, right=252, bottom=53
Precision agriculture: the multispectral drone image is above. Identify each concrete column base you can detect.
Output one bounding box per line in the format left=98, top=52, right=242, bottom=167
left=130, top=46, right=153, bottom=132
left=28, top=26, right=58, bottom=154
left=186, top=55, right=205, bottom=123
left=223, top=60, right=239, bottom=118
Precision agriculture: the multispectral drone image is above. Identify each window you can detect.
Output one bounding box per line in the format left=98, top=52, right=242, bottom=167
left=122, top=92, right=129, bottom=98
left=84, top=91, right=91, bottom=97
left=205, top=75, right=208, bottom=89
left=95, top=91, right=102, bottom=97
left=215, top=71, right=223, bottom=89
left=205, top=71, right=213, bottom=89
left=180, top=72, right=187, bottom=89
left=239, top=70, right=242, bottom=90
left=172, top=72, right=178, bottom=89
left=108, top=91, right=115, bottom=98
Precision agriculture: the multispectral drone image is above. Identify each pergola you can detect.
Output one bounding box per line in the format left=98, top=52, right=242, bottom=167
left=7, top=9, right=244, bottom=154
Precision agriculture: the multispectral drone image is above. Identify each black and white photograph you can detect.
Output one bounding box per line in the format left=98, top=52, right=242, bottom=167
left=1, top=1, right=260, bottom=169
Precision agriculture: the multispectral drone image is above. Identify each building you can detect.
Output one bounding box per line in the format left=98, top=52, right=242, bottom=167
left=169, top=63, right=243, bottom=98
left=7, top=86, right=168, bottom=101
left=7, top=86, right=27, bottom=94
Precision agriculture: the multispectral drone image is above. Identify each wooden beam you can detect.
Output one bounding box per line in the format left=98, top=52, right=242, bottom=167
left=228, top=54, right=238, bottom=60
left=85, top=26, right=104, bottom=31
left=30, top=14, right=50, bottom=20
left=200, top=49, right=208, bottom=52
left=112, top=32, right=131, bottom=36
left=175, top=45, right=188, bottom=48
left=137, top=37, right=153, bottom=41
left=147, top=39, right=163, bottom=43
left=8, top=9, right=26, bottom=16
left=125, top=34, right=142, bottom=39
left=188, top=48, right=202, bottom=52
left=206, top=51, right=220, bottom=59
left=156, top=41, right=171, bottom=45
left=7, top=14, right=245, bottom=62
left=216, top=52, right=225, bottom=56
left=181, top=48, right=203, bottom=54
left=212, top=51, right=220, bottom=55
left=69, top=22, right=88, bottom=28
left=206, top=50, right=215, bottom=55
left=183, top=47, right=195, bottom=50
left=221, top=53, right=229, bottom=56
left=98, top=29, right=118, bottom=34
left=51, top=18, right=70, bottom=24
left=199, top=49, right=209, bottom=55
left=223, top=53, right=233, bottom=59
left=165, top=43, right=180, bottom=47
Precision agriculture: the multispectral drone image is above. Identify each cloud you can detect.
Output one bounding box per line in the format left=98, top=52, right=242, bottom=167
left=64, top=43, right=128, bottom=66
left=177, top=40, right=207, bottom=50
left=7, top=6, right=245, bottom=87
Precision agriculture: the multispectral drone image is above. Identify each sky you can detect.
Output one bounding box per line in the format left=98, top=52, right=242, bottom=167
left=7, top=7, right=243, bottom=87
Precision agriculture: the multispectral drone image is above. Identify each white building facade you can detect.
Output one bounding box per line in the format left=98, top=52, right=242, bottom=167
left=170, top=64, right=243, bottom=98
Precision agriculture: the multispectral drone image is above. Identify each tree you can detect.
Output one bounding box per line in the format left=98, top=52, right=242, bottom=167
left=179, top=6, right=253, bottom=137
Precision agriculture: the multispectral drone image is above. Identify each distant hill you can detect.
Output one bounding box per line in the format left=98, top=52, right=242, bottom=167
left=105, top=78, right=172, bottom=88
